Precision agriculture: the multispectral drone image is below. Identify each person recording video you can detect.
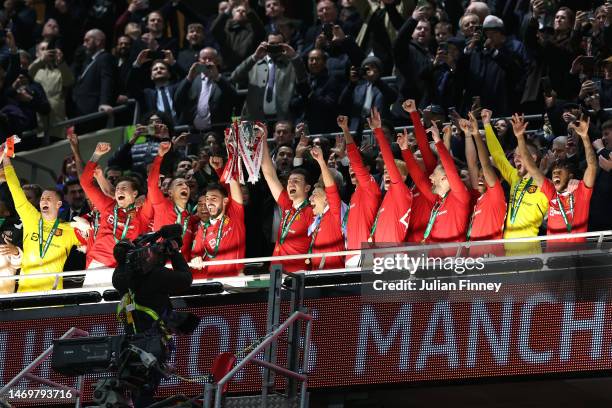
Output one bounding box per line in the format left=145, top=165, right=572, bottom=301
left=111, top=224, right=195, bottom=407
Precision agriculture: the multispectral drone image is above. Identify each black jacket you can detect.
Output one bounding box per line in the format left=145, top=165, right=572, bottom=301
left=71, top=51, right=116, bottom=115
left=112, top=251, right=192, bottom=334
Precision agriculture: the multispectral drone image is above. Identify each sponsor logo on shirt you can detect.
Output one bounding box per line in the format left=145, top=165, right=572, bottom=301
left=527, top=186, right=538, bottom=194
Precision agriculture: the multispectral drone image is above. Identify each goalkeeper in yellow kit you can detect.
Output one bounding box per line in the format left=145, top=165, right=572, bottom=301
left=3, top=155, right=80, bottom=292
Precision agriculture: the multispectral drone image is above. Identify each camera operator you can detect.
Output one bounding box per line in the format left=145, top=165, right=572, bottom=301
left=112, top=226, right=193, bottom=407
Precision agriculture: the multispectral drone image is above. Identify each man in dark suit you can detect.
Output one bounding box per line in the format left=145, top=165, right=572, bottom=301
left=174, top=47, right=237, bottom=133
left=71, top=29, right=115, bottom=133
left=128, top=50, right=179, bottom=121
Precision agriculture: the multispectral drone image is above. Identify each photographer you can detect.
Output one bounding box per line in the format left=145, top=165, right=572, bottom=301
left=230, top=31, right=307, bottom=122
left=112, top=227, right=193, bottom=407
left=338, top=56, right=397, bottom=132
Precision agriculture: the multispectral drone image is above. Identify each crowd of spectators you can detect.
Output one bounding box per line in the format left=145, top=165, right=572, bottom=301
left=0, top=0, right=610, bottom=293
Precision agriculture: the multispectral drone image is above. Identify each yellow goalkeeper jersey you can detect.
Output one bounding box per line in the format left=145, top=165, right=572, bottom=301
left=484, top=124, right=549, bottom=239
left=5, top=165, right=80, bottom=292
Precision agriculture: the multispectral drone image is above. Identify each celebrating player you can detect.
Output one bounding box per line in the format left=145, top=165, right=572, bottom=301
left=190, top=150, right=245, bottom=278
left=368, top=107, right=412, bottom=243
left=337, top=115, right=381, bottom=265
left=306, top=145, right=345, bottom=269
left=483, top=109, right=548, bottom=239
left=261, top=128, right=314, bottom=272
left=3, top=155, right=80, bottom=291
left=148, top=141, right=198, bottom=258
left=461, top=112, right=507, bottom=241
left=80, top=142, right=153, bottom=268
left=512, top=114, right=597, bottom=243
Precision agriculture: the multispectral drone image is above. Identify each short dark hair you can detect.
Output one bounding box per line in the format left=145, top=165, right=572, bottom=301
left=43, top=188, right=62, bottom=200
left=551, top=158, right=578, bottom=177
left=268, top=30, right=286, bottom=42
left=105, top=165, right=123, bottom=176
left=602, top=119, right=612, bottom=131
left=289, top=167, right=310, bottom=183
left=115, top=176, right=141, bottom=196
left=62, top=179, right=82, bottom=195
left=205, top=182, right=228, bottom=197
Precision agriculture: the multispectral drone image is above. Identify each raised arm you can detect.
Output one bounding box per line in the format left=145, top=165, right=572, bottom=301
left=148, top=142, right=170, bottom=206
left=338, top=116, right=370, bottom=187
left=369, top=108, right=402, bottom=184
left=260, top=128, right=284, bottom=202
left=469, top=112, right=498, bottom=188
left=2, top=155, right=38, bottom=219
left=403, top=99, right=437, bottom=175
left=511, top=114, right=544, bottom=186
left=311, top=146, right=341, bottom=217
left=430, top=123, right=468, bottom=197
left=81, top=143, right=115, bottom=210
left=569, top=115, right=597, bottom=188
left=459, top=117, right=480, bottom=190
left=397, top=129, right=436, bottom=203
left=66, top=129, right=84, bottom=176
left=482, top=109, right=516, bottom=183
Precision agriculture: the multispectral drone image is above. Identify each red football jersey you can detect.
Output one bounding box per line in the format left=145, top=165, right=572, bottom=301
left=81, top=162, right=154, bottom=267
left=541, top=179, right=592, bottom=242
left=417, top=142, right=471, bottom=243
left=148, top=155, right=197, bottom=258
left=191, top=197, right=245, bottom=278
left=468, top=180, right=507, bottom=241
left=372, top=128, right=412, bottom=243
left=310, top=186, right=345, bottom=269
left=346, top=143, right=381, bottom=250
left=401, top=147, right=434, bottom=242
left=273, top=190, right=314, bottom=272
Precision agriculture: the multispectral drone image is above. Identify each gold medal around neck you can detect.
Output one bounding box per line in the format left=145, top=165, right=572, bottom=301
left=367, top=237, right=373, bottom=243
left=305, top=258, right=311, bottom=265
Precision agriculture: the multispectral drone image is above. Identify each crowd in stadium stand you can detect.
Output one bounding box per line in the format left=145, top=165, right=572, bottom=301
left=0, top=0, right=611, bottom=293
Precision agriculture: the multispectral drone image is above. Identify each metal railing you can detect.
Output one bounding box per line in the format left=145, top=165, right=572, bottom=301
left=0, top=230, right=610, bottom=300
left=0, top=327, right=89, bottom=408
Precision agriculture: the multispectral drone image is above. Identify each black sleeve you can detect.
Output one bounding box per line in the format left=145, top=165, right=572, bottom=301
left=385, top=3, right=405, bottom=32
left=108, top=142, right=134, bottom=170
left=165, top=251, right=193, bottom=293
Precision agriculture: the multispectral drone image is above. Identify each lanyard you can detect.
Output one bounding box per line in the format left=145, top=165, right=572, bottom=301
left=204, top=215, right=225, bottom=259
left=368, top=209, right=381, bottom=243
left=174, top=205, right=190, bottom=237
left=556, top=192, right=574, bottom=232
left=0, top=218, right=5, bottom=230
left=279, top=201, right=309, bottom=244
left=509, top=177, right=532, bottom=224
left=423, top=192, right=448, bottom=241
left=93, top=211, right=100, bottom=238
left=113, top=204, right=134, bottom=243
left=466, top=208, right=476, bottom=241
left=39, top=217, right=60, bottom=259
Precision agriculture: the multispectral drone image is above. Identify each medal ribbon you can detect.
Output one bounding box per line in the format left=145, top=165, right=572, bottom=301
left=113, top=204, right=134, bottom=243
left=279, top=201, right=309, bottom=244
left=174, top=205, right=190, bottom=237
left=204, top=215, right=226, bottom=259
left=509, top=177, right=532, bottom=224
left=39, top=217, right=60, bottom=259
left=423, top=192, right=449, bottom=241
left=556, top=192, right=574, bottom=232
left=368, top=209, right=381, bottom=242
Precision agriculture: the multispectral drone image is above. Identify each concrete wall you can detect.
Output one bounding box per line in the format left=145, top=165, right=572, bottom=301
left=12, top=127, right=126, bottom=186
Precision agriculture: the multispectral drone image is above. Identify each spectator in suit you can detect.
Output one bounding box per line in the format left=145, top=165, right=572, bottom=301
left=304, top=0, right=344, bottom=54
left=71, top=29, right=115, bottom=133
left=142, top=11, right=179, bottom=57
left=211, top=0, right=267, bottom=72
left=339, top=56, right=397, bottom=132
left=264, top=0, right=287, bottom=33
left=128, top=51, right=180, bottom=121
left=291, top=49, right=344, bottom=133
left=174, top=48, right=238, bottom=133
left=59, top=179, right=89, bottom=222
left=231, top=31, right=308, bottom=122
left=113, top=35, right=133, bottom=106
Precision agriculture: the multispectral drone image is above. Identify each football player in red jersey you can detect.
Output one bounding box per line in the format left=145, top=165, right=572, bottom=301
left=306, top=145, right=346, bottom=269
left=261, top=129, right=314, bottom=272
left=337, top=115, right=381, bottom=266
left=190, top=171, right=245, bottom=278
left=512, top=114, right=597, bottom=245
left=461, top=112, right=507, bottom=242
left=80, top=143, right=153, bottom=268
left=148, top=142, right=198, bottom=259
left=402, top=122, right=471, bottom=243
left=368, top=108, right=413, bottom=244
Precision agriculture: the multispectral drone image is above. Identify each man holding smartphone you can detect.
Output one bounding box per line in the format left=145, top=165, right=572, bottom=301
left=174, top=47, right=237, bottom=132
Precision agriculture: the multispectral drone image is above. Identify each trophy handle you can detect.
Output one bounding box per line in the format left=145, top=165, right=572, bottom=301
left=253, top=121, right=266, bottom=138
